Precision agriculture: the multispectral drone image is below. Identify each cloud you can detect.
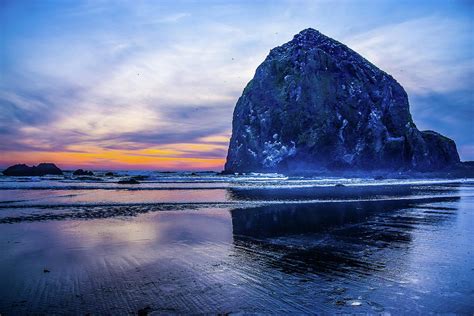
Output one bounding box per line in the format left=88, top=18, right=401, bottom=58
left=345, top=16, right=474, bottom=95
left=155, top=12, right=190, bottom=24
left=409, top=89, right=474, bottom=159
left=1, top=5, right=256, bottom=159
left=100, top=105, right=232, bottom=150
left=459, top=145, right=474, bottom=161
left=105, top=126, right=227, bottom=150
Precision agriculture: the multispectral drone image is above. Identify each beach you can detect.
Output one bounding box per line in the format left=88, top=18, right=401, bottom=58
left=0, top=172, right=473, bottom=314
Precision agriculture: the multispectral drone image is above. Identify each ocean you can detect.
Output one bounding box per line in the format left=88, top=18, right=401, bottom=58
left=0, top=171, right=473, bottom=314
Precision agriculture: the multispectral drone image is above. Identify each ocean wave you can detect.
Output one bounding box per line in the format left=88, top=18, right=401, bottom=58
left=0, top=178, right=472, bottom=191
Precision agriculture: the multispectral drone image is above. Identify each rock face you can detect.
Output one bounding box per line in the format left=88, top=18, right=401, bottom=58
left=3, top=163, right=63, bottom=176
left=225, top=28, right=460, bottom=173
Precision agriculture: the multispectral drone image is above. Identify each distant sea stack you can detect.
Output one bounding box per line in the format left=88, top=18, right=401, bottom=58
left=225, top=28, right=460, bottom=173
left=2, top=163, right=63, bottom=176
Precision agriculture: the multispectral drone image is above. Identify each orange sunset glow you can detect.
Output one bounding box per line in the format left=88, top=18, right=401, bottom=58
left=0, top=141, right=229, bottom=170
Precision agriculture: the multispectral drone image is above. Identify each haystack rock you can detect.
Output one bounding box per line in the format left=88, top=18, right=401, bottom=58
left=225, top=28, right=460, bottom=173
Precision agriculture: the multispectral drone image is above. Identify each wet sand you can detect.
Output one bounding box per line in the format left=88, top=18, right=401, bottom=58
left=0, top=178, right=473, bottom=314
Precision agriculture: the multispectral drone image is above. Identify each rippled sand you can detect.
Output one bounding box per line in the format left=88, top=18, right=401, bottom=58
left=0, top=173, right=473, bottom=314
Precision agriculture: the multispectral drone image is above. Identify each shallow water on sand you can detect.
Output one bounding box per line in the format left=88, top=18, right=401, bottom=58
left=0, top=173, right=473, bottom=314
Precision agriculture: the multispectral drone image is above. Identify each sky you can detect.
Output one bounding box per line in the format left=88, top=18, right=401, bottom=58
left=1, top=0, right=473, bottom=170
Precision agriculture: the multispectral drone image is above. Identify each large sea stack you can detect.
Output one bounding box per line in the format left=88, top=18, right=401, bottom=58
left=225, top=28, right=460, bottom=173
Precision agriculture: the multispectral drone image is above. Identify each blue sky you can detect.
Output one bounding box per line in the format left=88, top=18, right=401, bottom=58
left=0, top=0, right=473, bottom=169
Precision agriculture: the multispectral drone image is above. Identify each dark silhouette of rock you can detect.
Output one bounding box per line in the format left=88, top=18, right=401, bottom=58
left=3, top=164, right=32, bottom=176
left=3, top=163, right=63, bottom=176
left=105, top=172, right=115, bottom=176
left=131, top=175, right=148, bottom=180
left=137, top=306, right=152, bottom=316
left=225, top=28, right=460, bottom=174
left=117, top=178, right=140, bottom=185
left=76, top=176, right=102, bottom=181
left=36, top=163, right=62, bottom=175
left=73, top=169, right=94, bottom=176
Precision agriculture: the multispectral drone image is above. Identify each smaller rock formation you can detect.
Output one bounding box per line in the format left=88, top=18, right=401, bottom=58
left=131, top=175, right=148, bottom=180
left=117, top=178, right=140, bottom=185
left=73, top=169, right=94, bottom=176
left=3, top=163, right=63, bottom=176
left=75, top=176, right=102, bottom=181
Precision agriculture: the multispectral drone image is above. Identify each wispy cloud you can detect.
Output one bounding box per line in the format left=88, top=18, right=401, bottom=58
left=155, top=12, right=190, bottom=24
left=345, top=16, right=474, bottom=95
